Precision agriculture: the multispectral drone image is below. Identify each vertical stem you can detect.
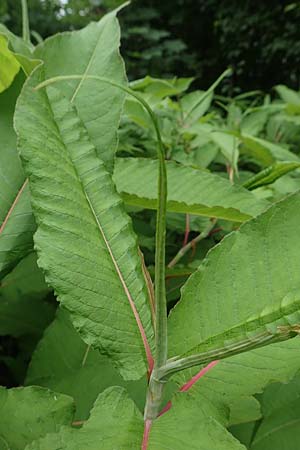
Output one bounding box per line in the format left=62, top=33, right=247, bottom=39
left=21, top=0, right=30, bottom=44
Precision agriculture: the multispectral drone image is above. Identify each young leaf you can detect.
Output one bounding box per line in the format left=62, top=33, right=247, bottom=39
left=113, top=157, right=269, bottom=221
left=25, top=387, right=144, bottom=450
left=26, top=308, right=147, bottom=420
left=243, top=161, right=300, bottom=190
left=34, top=7, right=127, bottom=171
left=15, top=71, right=154, bottom=380
left=0, top=386, right=74, bottom=450
left=167, top=192, right=300, bottom=371
left=0, top=73, right=35, bottom=278
left=0, top=35, right=20, bottom=92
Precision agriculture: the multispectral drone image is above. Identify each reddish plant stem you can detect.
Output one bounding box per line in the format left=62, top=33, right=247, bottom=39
left=183, top=214, right=190, bottom=246
left=141, top=419, right=152, bottom=450
left=0, top=179, right=28, bottom=234
left=158, top=360, right=219, bottom=417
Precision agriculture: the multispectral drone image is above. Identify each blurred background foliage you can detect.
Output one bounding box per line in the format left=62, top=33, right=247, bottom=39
left=1, top=0, right=300, bottom=94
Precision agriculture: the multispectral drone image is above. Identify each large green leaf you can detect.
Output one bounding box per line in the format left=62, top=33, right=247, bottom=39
left=26, top=308, right=147, bottom=420
left=0, top=386, right=74, bottom=450
left=148, top=393, right=245, bottom=450
left=168, top=192, right=300, bottom=363
left=25, top=387, right=144, bottom=450
left=25, top=386, right=245, bottom=450
left=0, top=72, right=35, bottom=279
left=0, top=252, right=53, bottom=337
left=34, top=7, right=127, bottom=171
left=113, top=157, right=269, bottom=221
left=251, top=369, right=300, bottom=449
left=15, top=69, right=154, bottom=380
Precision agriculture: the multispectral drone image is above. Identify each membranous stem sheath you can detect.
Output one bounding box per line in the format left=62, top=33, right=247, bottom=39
left=36, top=74, right=168, bottom=420
left=157, top=326, right=300, bottom=381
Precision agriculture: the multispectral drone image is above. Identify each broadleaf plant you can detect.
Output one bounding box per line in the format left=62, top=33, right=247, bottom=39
left=1, top=2, right=300, bottom=449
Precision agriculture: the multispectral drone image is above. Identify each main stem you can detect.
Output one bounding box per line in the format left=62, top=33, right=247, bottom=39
left=36, top=74, right=168, bottom=421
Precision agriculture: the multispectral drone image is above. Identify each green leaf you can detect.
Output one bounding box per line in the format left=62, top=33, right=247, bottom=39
left=243, top=161, right=300, bottom=190
left=180, top=90, right=213, bottom=123
left=0, top=253, right=53, bottom=337
left=275, top=84, right=300, bottom=107
left=113, top=157, right=269, bottom=222
left=25, top=387, right=144, bottom=450
left=26, top=308, right=147, bottom=420
left=251, top=370, right=300, bottom=449
left=168, top=192, right=300, bottom=365
left=15, top=69, right=154, bottom=380
left=148, top=393, right=245, bottom=450
left=0, top=386, right=74, bottom=450
left=0, top=25, right=40, bottom=76
left=0, top=34, right=20, bottom=93
left=239, top=133, right=299, bottom=167
left=34, top=7, right=127, bottom=172
left=174, top=338, right=300, bottom=426
left=0, top=72, right=35, bottom=279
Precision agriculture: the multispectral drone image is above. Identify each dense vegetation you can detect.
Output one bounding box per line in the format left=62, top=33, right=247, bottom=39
left=2, top=2, right=300, bottom=449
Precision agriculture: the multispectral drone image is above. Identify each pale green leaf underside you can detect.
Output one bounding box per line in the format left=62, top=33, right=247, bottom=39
left=113, top=157, right=269, bottom=222
left=34, top=7, right=127, bottom=172
left=0, top=386, right=74, bottom=450
left=15, top=70, right=154, bottom=380
left=168, top=192, right=300, bottom=359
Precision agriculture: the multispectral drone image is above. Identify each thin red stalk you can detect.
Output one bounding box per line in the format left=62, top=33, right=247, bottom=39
left=0, top=179, right=28, bottom=234
left=141, top=419, right=152, bottom=450
left=183, top=214, right=190, bottom=246
left=158, top=360, right=219, bottom=417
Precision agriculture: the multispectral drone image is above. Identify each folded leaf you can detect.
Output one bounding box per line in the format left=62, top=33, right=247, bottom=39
left=34, top=7, right=127, bottom=171
left=243, top=161, right=300, bottom=190
left=15, top=71, right=154, bottom=380
left=0, top=386, right=74, bottom=450
left=113, top=157, right=269, bottom=222
left=168, top=192, right=300, bottom=363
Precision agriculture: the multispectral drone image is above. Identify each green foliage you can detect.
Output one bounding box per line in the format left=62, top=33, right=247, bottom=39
left=1, top=4, right=300, bottom=449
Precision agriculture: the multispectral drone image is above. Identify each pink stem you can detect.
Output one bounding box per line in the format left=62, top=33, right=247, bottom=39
left=158, top=360, right=219, bottom=417
left=183, top=214, right=190, bottom=246
left=0, top=179, right=28, bottom=234
left=141, top=419, right=152, bottom=450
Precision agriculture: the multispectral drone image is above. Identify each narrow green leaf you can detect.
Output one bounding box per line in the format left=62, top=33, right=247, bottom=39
left=15, top=70, right=154, bottom=380
left=168, top=192, right=300, bottom=366
left=113, top=157, right=269, bottom=221
left=0, top=386, right=74, bottom=450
